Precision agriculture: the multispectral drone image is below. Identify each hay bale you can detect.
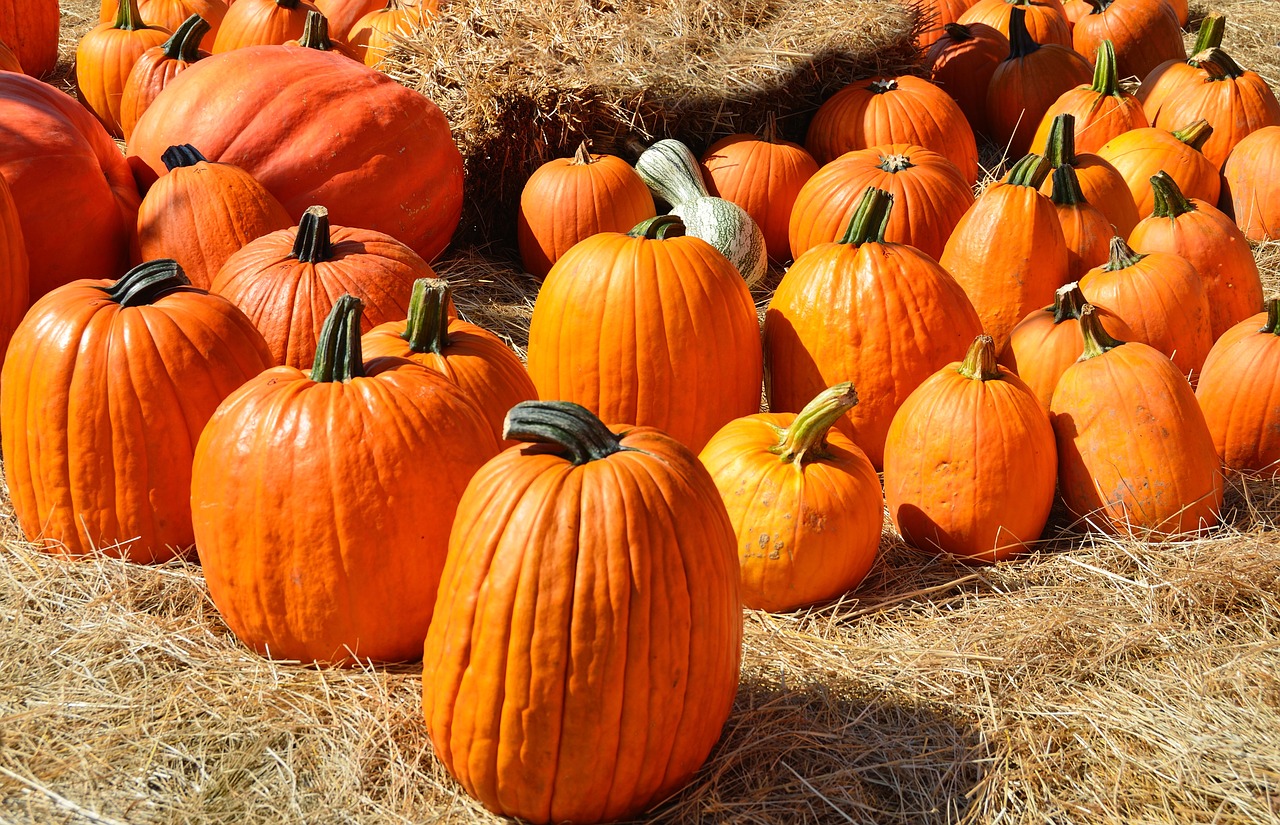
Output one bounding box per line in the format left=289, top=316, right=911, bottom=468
left=383, top=0, right=924, bottom=246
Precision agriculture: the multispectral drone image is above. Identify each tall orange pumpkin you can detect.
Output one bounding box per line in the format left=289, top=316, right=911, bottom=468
left=1071, top=0, right=1185, bottom=83
left=1039, top=112, right=1140, bottom=237
left=0, top=0, right=59, bottom=77
left=0, top=173, right=29, bottom=366
left=957, top=0, right=1072, bottom=48
left=211, top=0, right=317, bottom=50
left=926, top=22, right=1009, bottom=136
left=75, top=0, right=172, bottom=138
left=1195, top=300, right=1280, bottom=476
left=1048, top=163, right=1110, bottom=281
left=100, top=0, right=225, bottom=49
left=192, top=295, right=499, bottom=664
left=1222, top=125, right=1280, bottom=242
left=1030, top=39, right=1148, bottom=155
left=1094, top=119, right=1221, bottom=217
left=0, top=260, right=273, bottom=562
left=1137, top=14, right=1225, bottom=122
left=118, top=14, right=210, bottom=141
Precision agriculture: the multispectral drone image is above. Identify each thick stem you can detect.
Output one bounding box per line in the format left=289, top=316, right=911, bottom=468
left=770, top=383, right=859, bottom=465
left=878, top=152, right=914, bottom=173
left=1191, top=14, right=1225, bottom=55
left=571, top=140, right=594, bottom=165
left=115, top=0, right=148, bottom=30
left=957, top=335, right=1001, bottom=381
left=1043, top=113, right=1077, bottom=168
left=1173, top=119, right=1214, bottom=152
left=1007, top=153, right=1051, bottom=188
left=502, top=401, right=625, bottom=465
left=761, top=111, right=779, bottom=144
left=1050, top=164, right=1086, bottom=206
left=292, top=206, right=333, bottom=263
left=161, top=144, right=207, bottom=171
left=1007, top=7, right=1040, bottom=59
left=1090, top=40, right=1120, bottom=96
left=1052, top=282, right=1087, bottom=325
left=942, top=22, right=973, bottom=42
left=1079, top=304, right=1124, bottom=359
left=310, top=295, right=365, bottom=382
left=1149, top=171, right=1197, bottom=219
left=1196, top=47, right=1247, bottom=81
left=401, top=278, right=451, bottom=354
left=297, top=11, right=336, bottom=50
left=1263, top=298, right=1279, bottom=335
left=160, top=14, right=210, bottom=61
left=1103, top=235, right=1145, bottom=271
left=838, top=187, right=894, bottom=245
left=627, top=214, right=685, bottom=239
left=100, top=259, right=193, bottom=307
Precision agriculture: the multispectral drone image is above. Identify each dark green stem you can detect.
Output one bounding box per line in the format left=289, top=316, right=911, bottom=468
left=942, top=22, right=973, bottom=42
left=115, top=0, right=148, bottom=30
left=1007, top=7, right=1040, bottom=59
left=276, top=0, right=300, bottom=8
left=292, top=206, right=333, bottom=263
left=1007, top=153, right=1051, bottom=188
left=1090, top=40, right=1121, bottom=96
left=838, top=187, right=894, bottom=245
left=1050, top=164, right=1086, bottom=206
left=770, top=383, right=858, bottom=465
left=1043, top=114, right=1077, bottom=168
left=1103, top=235, right=1145, bottom=271
left=1261, top=298, right=1279, bottom=335
left=1149, top=171, right=1197, bottom=219
left=160, top=14, right=210, bottom=61
left=1079, top=304, right=1124, bottom=359
left=627, top=215, right=685, bottom=239
left=99, top=259, right=194, bottom=307
left=297, top=11, right=337, bottom=50
left=310, top=295, right=365, bottom=382
left=1172, top=119, right=1214, bottom=152
left=161, top=144, right=207, bottom=171
left=1052, top=282, right=1087, bottom=325
left=502, top=401, right=625, bottom=465
left=401, top=278, right=451, bottom=354
left=957, top=335, right=1001, bottom=381
left=1080, top=0, right=1112, bottom=14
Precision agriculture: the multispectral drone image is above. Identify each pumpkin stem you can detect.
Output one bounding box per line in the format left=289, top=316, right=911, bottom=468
left=1191, top=14, right=1225, bottom=56
left=1043, top=113, right=1077, bottom=168
left=1080, top=0, right=1111, bottom=13
left=115, top=0, right=148, bottom=30
left=1006, top=153, right=1052, bottom=188
left=1006, top=7, right=1040, bottom=59
left=867, top=78, right=900, bottom=94
left=627, top=214, right=686, bottom=240
left=1172, top=119, right=1214, bottom=152
left=571, top=140, right=595, bottom=165
left=1103, top=235, right=1145, bottom=271
left=1050, top=164, right=1087, bottom=206
left=1079, top=303, right=1124, bottom=359
left=957, top=335, right=1002, bottom=381
left=298, top=11, right=338, bottom=50
left=1262, top=297, right=1279, bottom=335
left=877, top=152, right=914, bottom=173
left=1052, top=282, right=1088, bottom=325
left=292, top=206, right=333, bottom=263
left=100, top=259, right=194, bottom=307
left=276, top=0, right=301, bottom=8
left=160, top=14, right=210, bottom=61
left=502, top=401, right=625, bottom=465
left=838, top=187, right=894, bottom=245
left=310, top=295, right=365, bottom=382
left=161, top=144, right=207, bottom=171
left=770, top=383, right=858, bottom=466
left=942, top=22, right=973, bottom=41
left=1196, top=47, right=1247, bottom=81
left=1090, top=40, right=1121, bottom=96
left=761, top=111, right=780, bottom=143
left=401, top=277, right=451, bottom=354
left=1149, top=171, right=1197, bottom=219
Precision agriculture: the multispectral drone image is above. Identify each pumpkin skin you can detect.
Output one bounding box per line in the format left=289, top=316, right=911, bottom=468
left=1050, top=305, right=1223, bottom=537
left=136, top=144, right=293, bottom=289
left=1039, top=113, right=1139, bottom=237
left=193, top=295, right=500, bottom=664
left=804, top=75, right=979, bottom=184
left=1, top=260, right=273, bottom=562
left=118, top=14, right=209, bottom=141
left=1047, top=163, right=1111, bottom=281
left=1195, top=301, right=1280, bottom=476
left=698, top=383, right=883, bottom=611
left=788, top=143, right=973, bottom=262
left=926, top=22, right=1009, bottom=136
left=526, top=215, right=762, bottom=454
left=1071, top=0, right=1185, bottom=84
left=348, top=0, right=436, bottom=66
left=516, top=142, right=657, bottom=280
left=1222, top=125, right=1280, bottom=242
left=311, top=0, right=381, bottom=39
left=128, top=45, right=463, bottom=263
left=422, top=401, right=741, bottom=824
left=957, top=0, right=1072, bottom=48
left=0, top=0, right=58, bottom=77
left=211, top=0, right=317, bottom=50
left=1030, top=39, right=1148, bottom=155
left=0, top=36, right=23, bottom=72
left=0, top=72, right=140, bottom=302
left=1094, top=120, right=1221, bottom=218
left=75, top=0, right=172, bottom=138
left=100, top=0, right=225, bottom=50
left=1136, top=14, right=1225, bottom=123
left=917, top=0, right=982, bottom=47
left=885, top=335, right=1057, bottom=562
left=1128, top=172, right=1262, bottom=340
left=0, top=173, right=29, bottom=366
left=765, top=187, right=985, bottom=469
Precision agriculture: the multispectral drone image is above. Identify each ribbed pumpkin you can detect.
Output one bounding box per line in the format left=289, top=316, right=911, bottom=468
left=926, top=22, right=1009, bottom=136
left=885, top=334, right=1057, bottom=562
left=1078, top=235, right=1212, bottom=379
left=516, top=142, right=656, bottom=280
left=1222, top=125, right=1280, bottom=242
left=765, top=187, right=984, bottom=469
left=526, top=215, right=762, bottom=453
left=985, top=7, right=1093, bottom=157
left=0, top=36, right=23, bottom=72
left=136, top=144, right=293, bottom=289
left=788, top=143, right=972, bottom=262
left=1030, top=40, right=1148, bottom=155
left=361, top=278, right=537, bottom=447
left=1071, top=0, right=1185, bottom=83
left=1038, top=113, right=1139, bottom=236
left=0, top=72, right=139, bottom=301
left=75, top=0, right=171, bottom=138
left=957, top=0, right=1072, bottom=47
left=1137, top=14, right=1224, bottom=122
left=99, top=0, right=224, bottom=49
left=699, top=383, right=883, bottom=611
left=1094, top=119, right=1221, bottom=217
left=1128, top=172, right=1262, bottom=340
left=1050, top=305, right=1223, bottom=536
left=1061, top=0, right=1089, bottom=29
left=1195, top=300, right=1280, bottom=476
left=804, top=75, right=979, bottom=184
left=211, top=0, right=317, bottom=50
left=348, top=0, right=436, bottom=66
left=421, top=401, right=741, bottom=824
left=940, top=153, right=1069, bottom=355
left=118, top=14, right=208, bottom=141
left=0, top=173, right=29, bottom=366
left=1, top=260, right=273, bottom=562
left=192, top=295, right=499, bottom=664
left=700, top=114, right=820, bottom=263
left=0, top=0, right=59, bottom=77
left=1048, top=163, right=1111, bottom=281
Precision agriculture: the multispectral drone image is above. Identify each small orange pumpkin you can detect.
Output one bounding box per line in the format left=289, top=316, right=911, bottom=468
left=1031, top=39, right=1148, bottom=155
left=1094, top=119, right=1221, bottom=217
left=1195, top=299, right=1280, bottom=476
left=75, top=0, right=171, bottom=137
left=1137, top=14, right=1225, bottom=122
left=211, top=0, right=317, bottom=51
left=99, top=0, right=225, bottom=49
left=1222, top=125, right=1280, bottom=242
left=118, top=14, right=209, bottom=141
left=1071, top=0, right=1185, bottom=83
left=926, top=22, right=1009, bottom=136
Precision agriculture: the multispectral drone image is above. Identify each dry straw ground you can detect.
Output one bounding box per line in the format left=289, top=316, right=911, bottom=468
left=4, top=2, right=1280, bottom=823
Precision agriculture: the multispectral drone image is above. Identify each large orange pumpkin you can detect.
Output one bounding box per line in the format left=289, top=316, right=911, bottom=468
left=1195, top=300, right=1280, bottom=476
left=1136, top=14, right=1225, bottom=122
left=118, top=14, right=210, bottom=141
left=192, top=295, right=499, bottom=664
left=210, top=0, right=317, bottom=50
left=1038, top=112, right=1140, bottom=237
left=0, top=173, right=29, bottom=366
left=1071, top=0, right=1185, bottom=83
left=0, top=0, right=59, bottom=77
left=1, top=260, right=273, bottom=562
left=926, top=22, right=1009, bottom=136
left=1222, top=125, right=1280, bottom=242
left=957, top=0, right=1072, bottom=48
left=75, top=0, right=172, bottom=138
left=1094, top=119, right=1221, bottom=217
left=1030, top=39, right=1148, bottom=155
left=100, top=0, right=225, bottom=49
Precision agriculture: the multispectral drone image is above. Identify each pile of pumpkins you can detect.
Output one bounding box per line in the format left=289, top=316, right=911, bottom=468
left=0, top=0, right=1279, bottom=822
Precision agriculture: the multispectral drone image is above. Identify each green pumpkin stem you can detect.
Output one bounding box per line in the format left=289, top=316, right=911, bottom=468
left=1050, top=164, right=1087, bottom=206
left=100, top=259, right=193, bottom=307
left=1172, top=119, right=1214, bottom=152
left=1196, top=47, right=1247, bottom=82
left=1090, top=40, right=1121, bottom=96
left=1043, top=114, right=1077, bottom=168
left=161, top=144, right=207, bottom=171
left=1079, top=304, right=1124, bottom=359
left=572, top=140, right=594, bottom=165
left=1080, top=0, right=1111, bottom=13
left=115, top=0, right=148, bottom=30
left=502, top=401, right=624, bottom=465
left=292, top=206, right=333, bottom=263
left=1191, top=14, right=1225, bottom=56
left=310, top=295, right=365, bottom=382
left=957, top=335, right=1001, bottom=381
left=838, top=187, right=894, bottom=245
left=628, top=214, right=685, bottom=240
left=1007, top=7, right=1040, bottom=59
left=298, top=11, right=337, bottom=50
left=160, top=14, right=210, bottom=61
left=770, top=383, right=858, bottom=465
left=1149, top=171, right=1197, bottom=219
left=1007, top=153, right=1052, bottom=188
left=1052, top=282, right=1087, bottom=325
left=401, top=278, right=451, bottom=354
left=1261, top=298, right=1279, bottom=335
left=1103, top=235, right=1145, bottom=271
left=942, top=22, right=973, bottom=42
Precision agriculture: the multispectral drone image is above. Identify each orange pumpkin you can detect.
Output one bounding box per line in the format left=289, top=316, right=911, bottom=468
left=0, top=0, right=59, bottom=77
left=118, top=14, right=209, bottom=141
left=1047, top=163, right=1110, bottom=281
left=1094, top=119, right=1221, bottom=217
left=1196, top=300, right=1280, bottom=476
left=211, top=0, right=317, bottom=50
left=1031, top=39, right=1148, bottom=155
left=1071, top=0, right=1185, bottom=83
left=348, top=0, right=436, bottom=66
left=99, top=0, right=225, bottom=49
left=957, top=0, right=1072, bottom=48
left=0, top=173, right=29, bottom=366
left=1222, top=125, right=1280, bottom=242
left=926, top=22, right=1009, bottom=136
left=917, top=0, right=982, bottom=47
left=699, top=383, right=883, bottom=611
left=885, top=334, right=1057, bottom=562
left=75, top=0, right=171, bottom=137
left=311, top=0, right=381, bottom=39
left=1137, top=14, right=1225, bottom=122
left=1038, top=112, right=1139, bottom=237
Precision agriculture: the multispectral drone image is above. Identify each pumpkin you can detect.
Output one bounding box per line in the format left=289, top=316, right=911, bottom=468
left=75, top=0, right=171, bottom=138
left=311, top=0, right=381, bottom=39
left=940, top=153, right=1069, bottom=355
left=99, top=0, right=225, bottom=50
left=0, top=173, right=29, bottom=366
left=1061, top=0, right=1089, bottom=29
left=1030, top=39, right=1148, bottom=155
left=885, top=334, right=1057, bottom=562
left=136, top=144, right=293, bottom=289
left=699, top=114, right=820, bottom=263
left=127, top=45, right=464, bottom=262
left=1078, top=235, right=1212, bottom=379
left=925, top=22, right=1009, bottom=136
left=918, top=0, right=982, bottom=47
left=1195, top=300, right=1280, bottom=476
left=1071, top=0, right=1185, bottom=82
left=0, top=36, right=23, bottom=72
left=1128, top=171, right=1262, bottom=340
left=699, top=383, right=883, bottom=611
left=285, top=9, right=357, bottom=56
left=1094, top=119, right=1221, bottom=217
left=421, top=400, right=741, bottom=824
left=804, top=74, right=979, bottom=184
left=765, top=187, right=984, bottom=469
left=1039, top=112, right=1139, bottom=236
left=999, top=281, right=1135, bottom=411
left=192, top=295, right=499, bottom=664
left=516, top=141, right=657, bottom=280
left=362, top=278, right=537, bottom=446
left=0, top=72, right=139, bottom=301
left=1050, top=304, right=1223, bottom=536
left=1222, top=125, right=1280, bottom=242
left=210, top=0, right=317, bottom=50
left=1137, top=14, right=1225, bottom=122
left=788, top=143, right=972, bottom=262
left=957, top=0, right=1072, bottom=48
left=211, top=205, right=430, bottom=367
left=1047, top=163, right=1110, bottom=281
left=985, top=7, right=1093, bottom=158
left=348, top=0, right=436, bottom=67
left=0, top=0, right=59, bottom=77
left=526, top=215, right=762, bottom=453
left=1, top=260, right=273, bottom=562
left=118, top=14, right=210, bottom=141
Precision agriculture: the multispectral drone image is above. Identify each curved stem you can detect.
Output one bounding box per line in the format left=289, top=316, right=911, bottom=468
left=160, top=14, right=210, bottom=61
left=310, top=295, right=365, bottom=382
left=571, top=140, right=594, bottom=165
left=957, top=335, right=1001, bottom=381
left=115, top=0, right=147, bottom=30
left=401, top=278, right=451, bottom=354
left=770, top=383, right=858, bottom=465
left=1052, top=282, right=1087, bottom=325
left=1090, top=40, right=1120, bottom=96
left=1196, top=47, right=1247, bottom=81
left=1149, top=171, right=1197, bottom=219
left=1007, top=153, right=1051, bottom=188
left=1191, top=14, right=1225, bottom=55
left=292, top=206, right=333, bottom=263
left=1050, top=164, right=1086, bottom=206
left=838, top=187, right=894, bottom=245
left=1007, top=7, right=1040, bottom=59
left=1079, top=304, right=1124, bottom=359
left=1263, top=298, right=1279, bottom=335
left=1173, top=119, right=1214, bottom=152
left=627, top=214, right=685, bottom=240
left=161, top=144, right=207, bottom=171
left=100, top=259, right=193, bottom=307
left=1043, top=113, right=1077, bottom=168
left=297, top=11, right=336, bottom=50
left=502, top=401, right=625, bottom=465
left=1103, top=235, right=1145, bottom=271
left=942, top=22, right=973, bottom=42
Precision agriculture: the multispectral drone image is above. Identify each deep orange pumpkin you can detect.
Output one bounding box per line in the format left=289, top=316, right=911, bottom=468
left=210, top=0, right=317, bottom=50
left=1094, top=119, right=1221, bottom=217
left=1071, top=0, right=1184, bottom=82
left=1038, top=113, right=1139, bottom=236
left=1047, top=163, right=1111, bottom=281
left=1222, top=125, right=1280, bottom=242
left=0, top=0, right=59, bottom=77
left=1137, top=14, right=1225, bottom=122
left=957, top=0, right=1072, bottom=47
left=1195, top=300, right=1280, bottom=476
left=75, top=0, right=172, bottom=138
left=100, top=0, right=225, bottom=49
left=0, top=173, right=29, bottom=366
left=348, top=0, right=436, bottom=66
left=926, top=22, right=1009, bottom=136
left=118, top=14, right=209, bottom=141
left=1030, top=39, right=1148, bottom=155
